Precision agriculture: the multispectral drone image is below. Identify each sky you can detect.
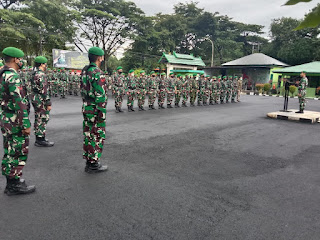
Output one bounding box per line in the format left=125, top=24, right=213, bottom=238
left=131, top=0, right=319, bottom=36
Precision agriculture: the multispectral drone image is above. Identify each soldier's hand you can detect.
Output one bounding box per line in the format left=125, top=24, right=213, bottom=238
left=22, top=127, right=31, bottom=136
left=47, top=106, right=52, bottom=111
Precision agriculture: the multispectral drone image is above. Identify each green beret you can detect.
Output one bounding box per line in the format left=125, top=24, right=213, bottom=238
left=200, top=73, right=205, bottom=76
left=161, top=73, right=166, bottom=76
left=229, top=76, right=233, bottom=78
left=58, top=69, right=61, bottom=72
left=129, top=69, right=134, bottom=73
left=234, top=76, right=238, bottom=79
left=88, top=47, right=104, bottom=56
left=117, top=66, right=123, bottom=70
left=2, top=47, right=24, bottom=58
left=47, top=68, right=51, bottom=71
left=0, top=62, right=3, bottom=67
left=212, top=76, right=217, bottom=79
left=140, top=70, right=145, bottom=74
left=177, top=74, right=181, bottom=77
left=150, top=71, right=155, bottom=74
left=223, top=76, right=227, bottom=79
left=206, top=75, right=210, bottom=78
left=193, top=73, right=197, bottom=77
left=169, top=72, right=174, bottom=76
left=35, top=56, right=48, bottom=64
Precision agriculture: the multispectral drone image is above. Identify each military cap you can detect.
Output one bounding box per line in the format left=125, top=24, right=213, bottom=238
left=177, top=74, right=182, bottom=77
left=206, top=75, right=210, bottom=78
left=234, top=76, right=238, bottom=79
left=117, top=66, right=123, bottom=70
left=169, top=72, right=174, bottom=75
left=47, top=68, right=51, bottom=71
left=212, top=76, right=217, bottom=79
left=88, top=46, right=104, bottom=56
left=222, top=76, right=227, bottom=79
left=0, top=62, right=3, bottom=67
left=34, top=56, right=48, bottom=64
left=140, top=70, right=145, bottom=73
left=200, top=73, right=205, bottom=76
left=193, top=73, right=198, bottom=77
left=150, top=71, right=155, bottom=74
left=229, top=76, right=233, bottom=78
left=129, top=69, right=134, bottom=73
left=2, top=47, right=24, bottom=58
left=161, top=73, right=166, bottom=76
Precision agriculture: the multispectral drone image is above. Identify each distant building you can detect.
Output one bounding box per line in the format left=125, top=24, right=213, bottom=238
left=158, top=51, right=206, bottom=76
left=204, top=53, right=288, bottom=90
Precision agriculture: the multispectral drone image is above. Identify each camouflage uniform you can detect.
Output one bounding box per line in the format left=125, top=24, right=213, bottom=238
left=166, top=75, right=175, bottom=108
left=68, top=71, right=73, bottom=95
left=158, top=75, right=167, bottom=109
left=231, top=76, right=238, bottom=103
left=59, top=69, right=68, bottom=98
left=220, top=77, right=227, bottom=104
left=126, top=75, right=136, bottom=111
left=136, top=75, right=146, bottom=111
left=298, top=76, right=308, bottom=112
left=181, top=76, right=190, bottom=107
left=0, top=66, right=31, bottom=179
left=211, top=77, right=220, bottom=104
left=190, top=76, right=198, bottom=106
left=225, top=76, right=232, bottom=103
left=80, top=63, right=107, bottom=164
left=175, top=76, right=183, bottom=107
left=197, top=76, right=205, bottom=106
left=237, top=77, right=243, bottom=102
left=147, top=76, right=158, bottom=109
left=203, top=77, right=211, bottom=105
left=113, top=73, right=125, bottom=111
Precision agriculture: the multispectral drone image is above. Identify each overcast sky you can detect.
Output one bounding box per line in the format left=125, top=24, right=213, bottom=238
left=131, top=0, right=319, bottom=36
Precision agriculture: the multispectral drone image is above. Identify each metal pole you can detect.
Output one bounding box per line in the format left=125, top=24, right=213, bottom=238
left=205, top=38, right=214, bottom=67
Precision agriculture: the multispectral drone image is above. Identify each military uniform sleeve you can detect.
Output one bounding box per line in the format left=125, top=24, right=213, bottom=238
left=92, top=70, right=107, bottom=119
left=8, top=73, right=31, bottom=129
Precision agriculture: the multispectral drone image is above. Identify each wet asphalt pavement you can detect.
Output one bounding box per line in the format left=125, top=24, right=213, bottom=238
left=0, top=95, right=320, bottom=240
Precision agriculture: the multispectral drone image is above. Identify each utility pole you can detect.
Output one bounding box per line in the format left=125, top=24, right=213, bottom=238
left=39, top=27, right=43, bottom=55
left=205, top=38, right=214, bottom=67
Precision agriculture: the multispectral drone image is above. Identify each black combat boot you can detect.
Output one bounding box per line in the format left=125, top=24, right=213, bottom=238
left=4, top=178, right=36, bottom=196
left=220, top=100, right=224, bottom=104
left=191, top=103, right=195, bottom=107
left=151, top=105, right=155, bottom=110
left=198, top=102, right=202, bottom=106
left=209, top=101, right=214, bottom=105
left=161, top=104, right=165, bottom=109
left=85, top=162, right=108, bottom=174
left=115, top=107, right=120, bottom=113
left=128, top=106, right=132, bottom=112
left=295, top=110, right=304, bottom=114
left=35, top=137, right=54, bottom=147
left=118, top=107, right=124, bottom=113
left=167, top=104, right=172, bottom=108
left=130, top=106, right=135, bottom=112
left=139, top=106, right=145, bottom=111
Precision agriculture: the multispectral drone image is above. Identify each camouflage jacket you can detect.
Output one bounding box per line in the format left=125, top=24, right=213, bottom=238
left=166, top=77, right=175, bottom=91
left=0, top=66, right=31, bottom=131
left=298, top=77, right=308, bottom=94
left=80, top=63, right=107, bottom=123
left=31, top=69, right=51, bottom=106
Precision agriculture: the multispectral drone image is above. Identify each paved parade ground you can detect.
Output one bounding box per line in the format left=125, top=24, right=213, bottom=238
left=0, top=95, right=320, bottom=240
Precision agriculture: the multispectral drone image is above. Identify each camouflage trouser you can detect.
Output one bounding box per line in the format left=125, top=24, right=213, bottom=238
left=212, top=91, right=220, bottom=103
left=158, top=89, right=166, bottom=106
left=136, top=89, right=146, bottom=108
left=237, top=89, right=241, bottom=101
left=198, top=90, right=204, bottom=104
left=299, top=96, right=306, bottom=111
left=114, top=90, right=123, bottom=108
left=182, top=90, right=189, bottom=104
left=73, top=82, right=79, bottom=96
left=48, top=82, right=53, bottom=97
left=127, top=89, right=136, bottom=107
left=231, top=88, right=237, bottom=101
left=59, top=81, right=67, bottom=97
left=175, top=91, right=181, bottom=104
left=1, top=128, right=29, bottom=179
left=68, top=82, right=73, bottom=94
left=31, top=96, right=50, bottom=138
left=226, top=89, right=231, bottom=102
left=167, top=91, right=174, bottom=105
left=203, top=90, right=210, bottom=104
left=220, top=90, right=226, bottom=102
left=190, top=89, right=197, bottom=105
left=83, top=116, right=105, bottom=164
left=148, top=89, right=157, bottom=106
left=53, top=82, right=59, bottom=96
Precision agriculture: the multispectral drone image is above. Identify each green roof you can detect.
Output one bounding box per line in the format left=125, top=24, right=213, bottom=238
left=272, top=61, right=320, bottom=74
left=170, top=70, right=204, bottom=74
left=159, top=51, right=205, bottom=67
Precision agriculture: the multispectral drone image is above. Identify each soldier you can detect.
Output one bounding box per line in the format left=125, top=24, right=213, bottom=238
left=220, top=76, right=227, bottom=104
left=197, top=74, right=205, bottom=106
left=231, top=76, right=238, bottom=103
left=211, top=76, right=220, bottom=104
left=0, top=47, right=36, bottom=195
left=181, top=74, right=190, bottom=107
left=237, top=77, right=243, bottom=102
left=0, top=62, right=3, bottom=69
left=147, top=71, right=158, bottom=110
left=166, top=73, right=175, bottom=108
left=52, top=68, right=59, bottom=97
left=190, top=73, right=198, bottom=107
left=296, top=71, right=308, bottom=114
left=73, top=71, right=80, bottom=96
left=80, top=46, right=108, bottom=173
left=225, top=76, right=232, bottom=103
left=68, top=70, right=73, bottom=95
left=203, top=75, right=211, bottom=106
left=126, top=69, right=136, bottom=112
left=158, top=73, right=167, bottom=109
left=59, top=68, right=67, bottom=99
left=175, top=74, right=183, bottom=108
left=136, top=70, right=146, bottom=111
left=30, top=56, right=54, bottom=147
left=113, top=66, right=125, bottom=113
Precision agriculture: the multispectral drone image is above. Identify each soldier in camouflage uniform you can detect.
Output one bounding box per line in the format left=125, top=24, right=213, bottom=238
left=175, top=74, right=183, bottom=108
left=68, top=70, right=73, bottom=95
left=0, top=47, right=36, bottom=195
left=296, top=71, right=308, bottom=113
left=181, top=74, right=190, bottom=107
left=203, top=75, right=211, bottom=106
left=211, top=76, right=220, bottom=104
left=158, top=73, right=167, bottom=109
left=166, top=73, right=175, bottom=108
left=237, top=77, right=243, bottom=102
left=31, top=56, right=54, bottom=147
left=113, top=66, right=125, bottom=113
left=126, top=69, right=136, bottom=112
left=220, top=76, right=227, bottom=104
left=231, top=76, right=238, bottom=103
left=190, top=74, right=198, bottom=107
left=225, top=76, right=232, bottom=103
left=59, top=68, right=68, bottom=98
left=197, top=74, right=205, bottom=106
left=136, top=70, right=146, bottom=111
left=80, top=47, right=108, bottom=173
left=147, top=72, right=158, bottom=110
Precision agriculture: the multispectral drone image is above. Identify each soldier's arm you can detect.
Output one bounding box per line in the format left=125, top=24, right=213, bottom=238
left=8, top=73, right=31, bottom=130
left=92, top=71, right=107, bottom=119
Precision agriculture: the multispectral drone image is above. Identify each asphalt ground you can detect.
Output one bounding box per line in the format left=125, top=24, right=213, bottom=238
left=0, top=95, right=320, bottom=240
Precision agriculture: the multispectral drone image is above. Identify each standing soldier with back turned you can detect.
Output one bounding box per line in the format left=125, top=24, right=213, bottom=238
left=296, top=71, right=308, bottom=114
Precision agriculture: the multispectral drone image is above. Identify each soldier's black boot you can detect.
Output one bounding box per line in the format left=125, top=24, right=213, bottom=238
left=4, top=178, right=36, bottom=196
left=118, top=107, right=124, bottom=113
left=220, top=100, right=224, bottom=104
left=128, top=106, right=132, bottom=112
left=151, top=104, right=155, bottom=110
left=130, top=106, right=135, bottom=112
left=296, top=110, right=304, bottom=114
left=85, top=162, right=108, bottom=174
left=209, top=101, right=214, bottom=105
left=161, top=104, right=165, bottom=109
left=167, top=104, right=172, bottom=108
left=35, top=137, right=54, bottom=147
left=197, top=102, right=202, bottom=106
left=115, top=107, right=120, bottom=113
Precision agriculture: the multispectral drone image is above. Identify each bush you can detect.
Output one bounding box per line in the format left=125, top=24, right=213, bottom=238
left=316, top=87, right=320, bottom=95
left=264, top=83, right=271, bottom=94
left=289, top=85, right=296, bottom=97
left=255, top=83, right=264, bottom=93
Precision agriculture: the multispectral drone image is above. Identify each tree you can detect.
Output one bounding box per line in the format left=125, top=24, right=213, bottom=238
left=0, top=0, right=26, bottom=9
left=74, top=0, right=144, bottom=70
